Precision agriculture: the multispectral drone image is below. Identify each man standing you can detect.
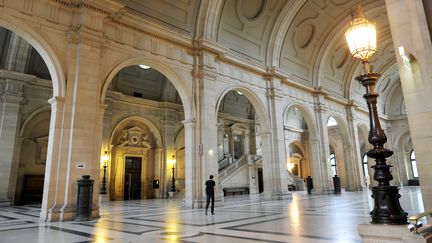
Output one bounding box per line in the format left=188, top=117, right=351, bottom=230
left=205, top=175, right=216, bottom=215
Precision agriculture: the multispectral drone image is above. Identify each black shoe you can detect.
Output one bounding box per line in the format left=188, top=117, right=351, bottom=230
left=205, top=210, right=207, bottom=215
left=211, top=212, right=215, bottom=215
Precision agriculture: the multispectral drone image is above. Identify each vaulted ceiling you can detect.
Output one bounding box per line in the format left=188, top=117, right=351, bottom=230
left=115, top=0, right=404, bottom=116
left=0, top=0, right=405, bottom=117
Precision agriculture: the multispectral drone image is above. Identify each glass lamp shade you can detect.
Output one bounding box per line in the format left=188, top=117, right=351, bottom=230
left=345, top=17, right=377, bottom=61
left=169, top=156, right=176, bottom=166
left=101, top=151, right=109, bottom=166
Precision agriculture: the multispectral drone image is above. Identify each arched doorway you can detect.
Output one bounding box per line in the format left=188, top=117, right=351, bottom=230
left=326, top=115, right=357, bottom=190
left=102, top=64, right=187, bottom=201
left=216, top=90, right=260, bottom=196
left=215, top=87, right=274, bottom=199
left=283, top=105, right=314, bottom=191
left=0, top=25, right=64, bottom=209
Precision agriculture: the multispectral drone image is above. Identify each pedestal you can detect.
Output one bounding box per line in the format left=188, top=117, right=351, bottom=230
left=403, top=225, right=432, bottom=243
left=358, top=223, right=407, bottom=243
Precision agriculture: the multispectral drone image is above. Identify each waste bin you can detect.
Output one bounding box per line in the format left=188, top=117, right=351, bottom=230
left=333, top=175, right=341, bottom=194
left=76, top=175, right=94, bottom=221
left=306, top=176, right=313, bottom=194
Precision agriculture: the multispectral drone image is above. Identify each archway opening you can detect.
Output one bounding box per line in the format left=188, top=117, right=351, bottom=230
left=283, top=105, right=313, bottom=191
left=103, top=64, right=186, bottom=201
left=217, top=89, right=262, bottom=196
left=0, top=26, right=56, bottom=206
left=326, top=116, right=347, bottom=188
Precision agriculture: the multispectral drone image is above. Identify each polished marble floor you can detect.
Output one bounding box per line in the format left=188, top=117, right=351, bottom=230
left=0, top=187, right=424, bottom=243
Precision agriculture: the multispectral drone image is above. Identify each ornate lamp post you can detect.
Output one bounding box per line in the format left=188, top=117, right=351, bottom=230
left=344, top=7, right=407, bottom=224
left=100, top=151, right=109, bottom=194
left=169, top=155, right=176, bottom=192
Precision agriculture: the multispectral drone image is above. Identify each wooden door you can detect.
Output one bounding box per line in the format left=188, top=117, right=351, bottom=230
left=124, top=157, right=142, bottom=200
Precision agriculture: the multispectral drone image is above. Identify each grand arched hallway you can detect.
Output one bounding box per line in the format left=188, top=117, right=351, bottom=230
left=0, top=187, right=423, bottom=243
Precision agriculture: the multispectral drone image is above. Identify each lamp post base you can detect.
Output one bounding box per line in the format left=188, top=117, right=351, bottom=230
left=370, top=186, right=408, bottom=224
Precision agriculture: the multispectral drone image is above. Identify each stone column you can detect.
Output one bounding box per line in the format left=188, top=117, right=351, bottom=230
left=216, top=119, right=224, bottom=161
left=183, top=119, right=196, bottom=208
left=265, top=76, right=291, bottom=199
left=0, top=78, right=23, bottom=205
left=386, top=0, right=432, bottom=210
left=101, top=99, right=113, bottom=195
left=312, top=92, right=332, bottom=192
left=40, top=27, right=104, bottom=221
left=247, top=155, right=258, bottom=195
left=344, top=104, right=363, bottom=191
left=161, top=119, right=176, bottom=198
left=198, top=73, right=220, bottom=207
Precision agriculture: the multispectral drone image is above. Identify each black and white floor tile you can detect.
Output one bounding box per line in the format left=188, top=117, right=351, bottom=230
left=0, top=187, right=423, bottom=243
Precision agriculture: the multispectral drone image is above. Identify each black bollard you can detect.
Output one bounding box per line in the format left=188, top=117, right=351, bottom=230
left=306, top=176, right=313, bottom=194
left=333, top=175, right=341, bottom=194
left=76, top=175, right=94, bottom=221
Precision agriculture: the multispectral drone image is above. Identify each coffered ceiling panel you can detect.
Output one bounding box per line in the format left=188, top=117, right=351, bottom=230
left=218, top=0, right=288, bottom=64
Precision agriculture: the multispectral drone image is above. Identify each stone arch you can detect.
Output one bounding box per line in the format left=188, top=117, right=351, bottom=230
left=326, top=113, right=357, bottom=189
left=282, top=102, right=318, bottom=139
left=287, top=141, right=308, bottom=178
left=215, top=86, right=270, bottom=132
left=100, top=57, right=194, bottom=120
left=195, top=0, right=224, bottom=40
left=282, top=103, right=317, bottom=183
left=394, top=129, right=413, bottom=185
left=214, top=85, right=273, bottom=198
left=110, top=116, right=162, bottom=148
left=14, top=107, right=51, bottom=205
left=19, top=106, right=51, bottom=137
left=108, top=116, right=164, bottom=201
left=0, top=14, right=65, bottom=97
left=266, top=0, right=307, bottom=67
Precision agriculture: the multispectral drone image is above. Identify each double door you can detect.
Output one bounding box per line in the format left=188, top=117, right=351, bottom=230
left=124, top=157, right=142, bottom=200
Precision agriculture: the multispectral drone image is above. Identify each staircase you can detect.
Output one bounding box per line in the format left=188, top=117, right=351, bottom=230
left=219, top=155, right=247, bottom=182
left=218, top=155, right=261, bottom=185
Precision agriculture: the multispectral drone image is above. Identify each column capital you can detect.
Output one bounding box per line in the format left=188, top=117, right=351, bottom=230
left=0, top=78, right=24, bottom=96
left=48, top=96, right=65, bottom=106
left=182, top=118, right=196, bottom=127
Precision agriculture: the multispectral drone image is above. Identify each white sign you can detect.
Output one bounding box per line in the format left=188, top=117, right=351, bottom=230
left=76, top=162, right=86, bottom=169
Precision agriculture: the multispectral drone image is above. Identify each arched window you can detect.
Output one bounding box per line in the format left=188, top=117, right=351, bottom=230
left=362, top=154, right=369, bottom=178
left=410, top=150, right=419, bottom=178
left=330, top=153, right=337, bottom=175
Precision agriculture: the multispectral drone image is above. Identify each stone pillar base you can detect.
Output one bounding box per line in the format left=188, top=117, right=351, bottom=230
left=249, top=193, right=261, bottom=200
left=403, top=225, right=432, bottom=243
left=0, top=199, right=12, bottom=207
left=98, top=194, right=110, bottom=202
left=358, top=223, right=407, bottom=243
left=40, top=206, right=100, bottom=222
left=271, top=192, right=292, bottom=200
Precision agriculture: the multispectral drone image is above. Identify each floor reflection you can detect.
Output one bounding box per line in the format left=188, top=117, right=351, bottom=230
left=0, top=187, right=424, bottom=243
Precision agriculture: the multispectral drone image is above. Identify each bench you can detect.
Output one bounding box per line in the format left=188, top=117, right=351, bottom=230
left=223, top=187, right=250, bottom=196
left=288, top=184, right=296, bottom=191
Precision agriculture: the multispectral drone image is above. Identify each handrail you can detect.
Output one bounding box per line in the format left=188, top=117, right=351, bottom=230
left=408, top=210, right=432, bottom=234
